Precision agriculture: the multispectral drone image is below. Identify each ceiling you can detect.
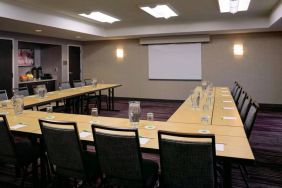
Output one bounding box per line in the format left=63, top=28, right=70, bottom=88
left=0, top=0, right=281, bottom=41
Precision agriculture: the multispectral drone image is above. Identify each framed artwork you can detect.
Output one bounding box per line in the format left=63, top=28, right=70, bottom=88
left=18, top=49, right=34, bottom=66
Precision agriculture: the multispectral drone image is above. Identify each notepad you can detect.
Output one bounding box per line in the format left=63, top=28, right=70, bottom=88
left=223, top=116, right=237, bottom=120
left=223, top=107, right=235, bottom=110
left=10, top=124, right=27, bottom=130
left=139, top=137, right=150, bottom=145
left=221, top=90, right=229, bottom=93
left=222, top=94, right=231, bottom=97
left=79, top=131, right=92, bottom=138
left=216, top=143, right=224, bottom=151
left=0, top=112, right=9, bottom=115
left=223, top=100, right=232, bottom=103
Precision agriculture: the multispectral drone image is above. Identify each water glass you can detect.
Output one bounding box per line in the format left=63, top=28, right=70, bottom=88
left=12, top=95, right=24, bottom=115
left=46, top=105, right=53, bottom=113
left=0, top=100, right=8, bottom=114
left=201, top=115, right=210, bottom=125
left=92, top=78, right=98, bottom=88
left=147, top=112, right=154, bottom=121
left=90, top=108, right=99, bottom=123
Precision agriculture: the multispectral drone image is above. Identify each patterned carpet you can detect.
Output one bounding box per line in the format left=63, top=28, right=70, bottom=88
left=0, top=99, right=281, bottom=187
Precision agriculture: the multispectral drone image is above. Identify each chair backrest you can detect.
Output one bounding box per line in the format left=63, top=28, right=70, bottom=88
left=33, top=84, right=47, bottom=95
left=18, top=87, right=30, bottom=97
left=0, top=90, right=8, bottom=101
left=60, top=82, right=71, bottom=89
left=237, top=90, right=247, bottom=111
left=158, top=131, right=216, bottom=188
left=92, top=124, right=145, bottom=186
left=0, top=115, right=17, bottom=164
left=240, top=97, right=252, bottom=122
left=73, top=80, right=85, bottom=88
left=234, top=86, right=242, bottom=104
left=231, top=81, right=238, bottom=96
left=84, top=79, right=93, bottom=86
left=39, top=119, right=86, bottom=178
left=244, top=102, right=259, bottom=139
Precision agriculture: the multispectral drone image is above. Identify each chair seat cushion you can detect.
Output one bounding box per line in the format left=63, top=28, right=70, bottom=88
left=142, top=159, right=159, bottom=188
left=15, top=140, right=40, bottom=166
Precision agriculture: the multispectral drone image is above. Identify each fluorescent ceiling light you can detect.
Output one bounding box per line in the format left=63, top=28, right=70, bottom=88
left=79, top=12, right=120, bottom=23
left=140, top=4, right=178, bottom=19
left=218, top=0, right=251, bottom=14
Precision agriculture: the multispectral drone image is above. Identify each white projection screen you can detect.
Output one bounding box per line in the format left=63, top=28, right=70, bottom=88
left=148, top=43, right=202, bottom=80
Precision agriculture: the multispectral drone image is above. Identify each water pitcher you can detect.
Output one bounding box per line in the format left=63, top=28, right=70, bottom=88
left=12, top=94, right=24, bottom=115
left=128, top=101, right=141, bottom=127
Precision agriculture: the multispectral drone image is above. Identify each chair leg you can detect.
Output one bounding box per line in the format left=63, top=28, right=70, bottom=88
left=20, top=166, right=28, bottom=188
left=239, top=164, right=249, bottom=188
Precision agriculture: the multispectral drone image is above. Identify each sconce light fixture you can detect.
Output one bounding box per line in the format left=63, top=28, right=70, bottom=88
left=233, top=43, right=243, bottom=56
left=116, top=48, right=124, bottom=58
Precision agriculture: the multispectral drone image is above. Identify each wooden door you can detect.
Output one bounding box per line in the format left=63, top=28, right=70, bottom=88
left=0, top=39, right=13, bottom=98
left=68, top=46, right=81, bottom=86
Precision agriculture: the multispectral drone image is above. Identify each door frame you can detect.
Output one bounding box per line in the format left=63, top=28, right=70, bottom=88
left=67, top=44, right=83, bottom=82
left=0, top=37, right=15, bottom=90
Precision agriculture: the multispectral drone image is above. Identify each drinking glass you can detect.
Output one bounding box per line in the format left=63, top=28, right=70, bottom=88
left=128, top=101, right=141, bottom=127
left=12, top=95, right=24, bottom=115
left=92, top=78, right=98, bottom=88
left=90, top=107, right=99, bottom=123
left=201, top=115, right=210, bottom=125
left=46, top=105, right=53, bottom=113
left=147, top=112, right=154, bottom=122
left=0, top=100, right=9, bottom=114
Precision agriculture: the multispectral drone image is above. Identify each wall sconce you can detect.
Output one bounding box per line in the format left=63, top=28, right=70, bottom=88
left=233, top=43, right=244, bottom=56
left=116, top=48, right=124, bottom=59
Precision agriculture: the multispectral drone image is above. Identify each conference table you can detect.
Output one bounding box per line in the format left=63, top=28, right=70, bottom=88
left=23, top=83, right=122, bottom=111
left=2, top=84, right=254, bottom=188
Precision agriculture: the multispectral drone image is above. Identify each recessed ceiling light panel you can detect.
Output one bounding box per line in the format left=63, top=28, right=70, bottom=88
left=140, top=4, right=178, bottom=19
left=79, top=11, right=120, bottom=23
left=218, top=0, right=251, bottom=14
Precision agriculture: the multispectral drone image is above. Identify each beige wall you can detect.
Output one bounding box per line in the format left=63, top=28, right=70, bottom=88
left=82, top=32, right=282, bottom=104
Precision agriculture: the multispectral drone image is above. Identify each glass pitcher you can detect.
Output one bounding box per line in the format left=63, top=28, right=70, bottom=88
left=37, top=86, right=47, bottom=98
left=128, top=101, right=141, bottom=127
left=92, top=78, right=98, bottom=88
left=12, top=94, right=24, bottom=115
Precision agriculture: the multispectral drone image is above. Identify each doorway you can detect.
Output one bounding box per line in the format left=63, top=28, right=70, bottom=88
left=68, top=46, right=81, bottom=86
left=0, top=39, right=13, bottom=98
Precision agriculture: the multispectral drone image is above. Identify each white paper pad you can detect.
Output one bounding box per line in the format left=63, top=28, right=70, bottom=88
left=79, top=131, right=92, bottom=138
left=139, top=137, right=150, bottom=145
left=10, top=124, right=27, bottom=130
left=223, top=100, right=232, bottom=103
left=223, top=107, right=235, bottom=110
left=216, top=143, right=224, bottom=151
left=223, top=116, right=237, bottom=120
left=198, top=129, right=210, bottom=134
left=0, top=112, right=9, bottom=115
left=221, top=90, right=229, bottom=93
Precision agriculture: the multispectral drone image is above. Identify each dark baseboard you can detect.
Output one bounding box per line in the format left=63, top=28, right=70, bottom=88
left=259, top=103, right=282, bottom=111
left=115, top=97, right=184, bottom=103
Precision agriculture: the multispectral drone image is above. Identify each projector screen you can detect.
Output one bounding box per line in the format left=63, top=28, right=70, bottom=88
left=148, top=43, right=202, bottom=80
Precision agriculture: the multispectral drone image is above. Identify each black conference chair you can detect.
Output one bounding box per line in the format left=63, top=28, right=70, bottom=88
left=237, top=90, right=247, bottom=112
left=240, top=97, right=252, bottom=122
left=158, top=131, right=217, bottom=188
left=39, top=119, right=101, bottom=187
left=0, top=115, right=40, bottom=187
left=73, top=80, right=85, bottom=88
left=231, top=81, right=238, bottom=97
left=18, top=87, right=30, bottom=97
left=239, top=102, right=259, bottom=187
left=0, top=90, right=8, bottom=101
left=60, top=82, right=71, bottom=89
left=234, top=86, right=242, bottom=104
left=244, top=102, right=259, bottom=139
left=92, top=124, right=159, bottom=188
